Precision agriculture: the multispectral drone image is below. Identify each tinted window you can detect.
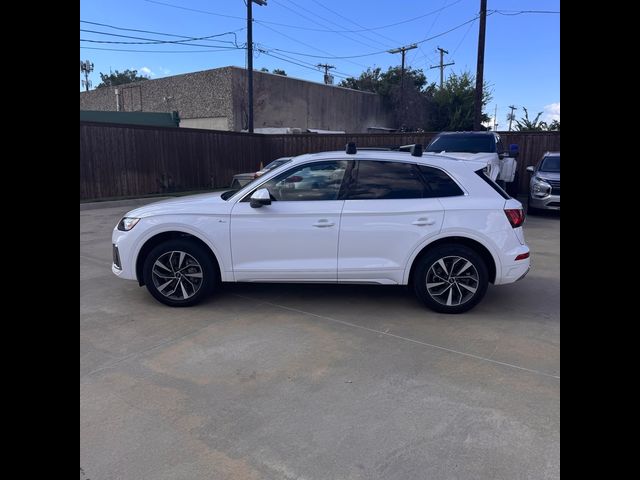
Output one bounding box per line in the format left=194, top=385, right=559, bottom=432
left=417, top=166, right=464, bottom=197
left=426, top=135, right=495, bottom=153
left=539, top=155, right=560, bottom=172
left=347, top=161, right=424, bottom=200
left=257, top=160, right=348, bottom=201
left=264, top=158, right=291, bottom=171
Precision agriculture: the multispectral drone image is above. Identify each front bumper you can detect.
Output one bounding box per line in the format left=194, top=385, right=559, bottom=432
left=529, top=194, right=560, bottom=210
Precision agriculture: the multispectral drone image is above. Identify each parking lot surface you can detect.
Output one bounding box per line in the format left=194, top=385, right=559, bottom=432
left=81, top=201, right=559, bottom=480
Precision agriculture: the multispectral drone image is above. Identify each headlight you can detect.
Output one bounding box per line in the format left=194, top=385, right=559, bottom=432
left=117, top=217, right=140, bottom=231
left=532, top=177, right=551, bottom=197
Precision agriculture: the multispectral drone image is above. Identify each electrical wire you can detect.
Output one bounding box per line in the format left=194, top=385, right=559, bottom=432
left=79, top=29, right=241, bottom=47
left=80, top=20, right=243, bottom=47
left=143, top=0, right=475, bottom=34
left=80, top=46, right=243, bottom=53
left=271, top=0, right=388, bottom=51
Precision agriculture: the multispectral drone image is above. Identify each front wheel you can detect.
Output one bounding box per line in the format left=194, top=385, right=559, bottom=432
left=142, top=239, right=216, bottom=307
left=413, top=245, right=489, bottom=314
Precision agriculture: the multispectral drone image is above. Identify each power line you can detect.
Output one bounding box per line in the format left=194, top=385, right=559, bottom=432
left=275, top=0, right=391, bottom=50
left=254, top=21, right=369, bottom=70
left=410, top=0, right=450, bottom=66
left=80, top=46, right=243, bottom=53
left=143, top=0, right=471, bottom=34
left=271, top=0, right=385, bottom=51
left=490, top=10, right=560, bottom=16
left=451, top=17, right=476, bottom=57
left=80, top=20, right=243, bottom=46
left=309, top=0, right=399, bottom=47
left=267, top=14, right=484, bottom=60
left=79, top=29, right=242, bottom=47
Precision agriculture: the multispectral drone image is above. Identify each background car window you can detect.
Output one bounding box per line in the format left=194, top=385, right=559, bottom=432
left=539, top=156, right=560, bottom=172
left=347, top=161, right=425, bottom=200
left=426, top=135, right=495, bottom=153
left=417, top=166, right=465, bottom=197
left=259, top=160, right=348, bottom=201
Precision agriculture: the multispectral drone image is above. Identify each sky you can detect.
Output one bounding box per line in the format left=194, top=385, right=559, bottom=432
left=79, top=0, right=560, bottom=128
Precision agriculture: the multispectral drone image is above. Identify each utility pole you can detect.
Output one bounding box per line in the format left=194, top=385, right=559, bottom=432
left=430, top=47, right=455, bottom=89
left=247, top=0, right=267, bottom=133
left=473, top=0, right=487, bottom=131
left=508, top=105, right=518, bottom=131
left=493, top=104, right=498, bottom=131
left=317, top=63, right=335, bottom=85
left=388, top=43, right=417, bottom=128
left=80, top=60, right=94, bottom=91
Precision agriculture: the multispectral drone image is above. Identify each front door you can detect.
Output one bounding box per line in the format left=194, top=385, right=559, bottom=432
left=230, top=160, right=350, bottom=282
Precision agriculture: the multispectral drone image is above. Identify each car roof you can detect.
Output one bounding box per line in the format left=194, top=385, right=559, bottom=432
left=288, top=150, right=484, bottom=174
left=543, top=151, right=560, bottom=156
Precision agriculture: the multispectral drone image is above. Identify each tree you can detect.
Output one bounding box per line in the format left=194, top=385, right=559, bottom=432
left=548, top=119, right=560, bottom=131
left=97, top=69, right=149, bottom=88
left=514, top=107, right=547, bottom=131
left=258, top=68, right=287, bottom=76
left=428, top=72, right=492, bottom=131
left=339, top=66, right=431, bottom=130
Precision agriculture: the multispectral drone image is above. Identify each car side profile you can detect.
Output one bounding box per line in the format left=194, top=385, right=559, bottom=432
left=112, top=144, right=530, bottom=314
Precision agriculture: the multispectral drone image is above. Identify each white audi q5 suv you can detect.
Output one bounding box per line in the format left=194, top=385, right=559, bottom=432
left=112, top=144, right=530, bottom=314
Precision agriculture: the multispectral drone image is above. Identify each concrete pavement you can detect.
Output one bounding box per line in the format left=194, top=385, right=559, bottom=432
left=80, top=201, right=559, bottom=480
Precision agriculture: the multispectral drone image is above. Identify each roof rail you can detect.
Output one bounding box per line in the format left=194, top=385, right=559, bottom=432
left=345, top=142, right=357, bottom=154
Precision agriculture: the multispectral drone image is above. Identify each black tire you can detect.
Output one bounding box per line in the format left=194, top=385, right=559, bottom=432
left=413, top=244, right=489, bottom=314
left=142, top=239, right=216, bottom=307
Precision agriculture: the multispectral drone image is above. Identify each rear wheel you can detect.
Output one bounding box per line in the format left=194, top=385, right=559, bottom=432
left=413, top=244, right=489, bottom=314
left=142, top=239, right=216, bottom=307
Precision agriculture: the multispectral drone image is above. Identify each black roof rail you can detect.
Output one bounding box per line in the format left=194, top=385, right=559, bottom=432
left=345, top=142, right=357, bottom=154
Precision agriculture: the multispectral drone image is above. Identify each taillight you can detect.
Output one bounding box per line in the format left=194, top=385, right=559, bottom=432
left=504, top=208, right=525, bottom=228
left=515, top=252, right=529, bottom=261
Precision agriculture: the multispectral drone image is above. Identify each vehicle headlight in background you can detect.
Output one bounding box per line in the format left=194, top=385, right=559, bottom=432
left=117, top=217, right=141, bottom=231
left=532, top=177, right=551, bottom=197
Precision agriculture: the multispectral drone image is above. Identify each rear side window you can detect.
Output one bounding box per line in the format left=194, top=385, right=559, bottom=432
left=346, top=161, right=425, bottom=200
left=475, top=169, right=510, bottom=199
left=417, top=166, right=464, bottom=197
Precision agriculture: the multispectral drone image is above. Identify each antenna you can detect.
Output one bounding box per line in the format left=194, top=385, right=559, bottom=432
left=80, top=60, right=94, bottom=91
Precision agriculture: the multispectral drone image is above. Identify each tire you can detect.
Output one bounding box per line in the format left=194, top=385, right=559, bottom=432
left=142, top=239, right=216, bottom=307
left=527, top=196, right=540, bottom=215
left=413, top=244, right=489, bottom=314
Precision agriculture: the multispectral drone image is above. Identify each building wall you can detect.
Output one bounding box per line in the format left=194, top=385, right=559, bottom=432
left=79, top=68, right=235, bottom=130
left=230, top=67, right=393, bottom=133
left=79, top=66, right=395, bottom=133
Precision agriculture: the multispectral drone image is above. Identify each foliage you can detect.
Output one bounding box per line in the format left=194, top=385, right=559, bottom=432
left=548, top=119, right=560, bottom=131
left=514, top=107, right=547, bottom=131
left=429, top=72, right=492, bottom=131
left=259, top=68, right=287, bottom=76
left=97, top=69, right=149, bottom=88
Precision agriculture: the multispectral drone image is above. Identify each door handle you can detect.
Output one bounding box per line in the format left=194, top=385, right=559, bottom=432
left=412, top=217, right=436, bottom=226
left=313, top=219, right=335, bottom=228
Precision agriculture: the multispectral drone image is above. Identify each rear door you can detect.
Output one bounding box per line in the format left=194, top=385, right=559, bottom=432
left=337, top=160, right=446, bottom=284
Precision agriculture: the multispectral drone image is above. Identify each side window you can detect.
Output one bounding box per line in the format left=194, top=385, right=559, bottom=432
left=417, top=166, right=465, bottom=198
left=256, top=160, right=348, bottom=201
left=347, top=161, right=425, bottom=200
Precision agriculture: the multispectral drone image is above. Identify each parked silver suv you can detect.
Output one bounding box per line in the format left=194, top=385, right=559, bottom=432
left=526, top=152, right=560, bottom=213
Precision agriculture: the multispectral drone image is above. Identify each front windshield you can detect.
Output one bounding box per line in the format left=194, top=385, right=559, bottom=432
left=539, top=155, right=560, bottom=172
left=426, top=135, right=495, bottom=153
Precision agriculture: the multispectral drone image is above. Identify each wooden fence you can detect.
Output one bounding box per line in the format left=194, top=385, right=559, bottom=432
left=80, top=121, right=559, bottom=200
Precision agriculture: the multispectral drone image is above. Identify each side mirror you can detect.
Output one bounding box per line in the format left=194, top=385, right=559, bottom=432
left=249, top=188, right=272, bottom=208
left=526, top=166, right=535, bottom=173
left=509, top=144, right=520, bottom=158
